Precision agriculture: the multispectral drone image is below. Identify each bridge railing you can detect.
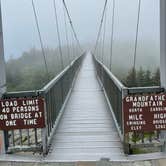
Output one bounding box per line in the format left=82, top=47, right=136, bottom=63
left=93, top=55, right=165, bottom=154
left=2, top=54, right=84, bottom=154
left=93, top=55, right=125, bottom=140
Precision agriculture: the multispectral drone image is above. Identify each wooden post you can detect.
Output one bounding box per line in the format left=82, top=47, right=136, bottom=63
left=160, top=0, right=166, bottom=152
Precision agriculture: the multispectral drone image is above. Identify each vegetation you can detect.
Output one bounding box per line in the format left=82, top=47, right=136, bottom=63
left=96, top=41, right=160, bottom=87
left=123, top=67, right=161, bottom=154
left=6, top=43, right=160, bottom=92
left=123, top=67, right=160, bottom=87
left=6, top=47, right=77, bottom=92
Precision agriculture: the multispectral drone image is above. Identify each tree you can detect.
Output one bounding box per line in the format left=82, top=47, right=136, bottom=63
left=144, top=70, right=152, bottom=86
left=6, top=46, right=76, bottom=92
left=152, top=68, right=160, bottom=86
left=124, top=67, right=155, bottom=87
left=137, top=67, right=146, bottom=87
left=125, top=68, right=137, bottom=87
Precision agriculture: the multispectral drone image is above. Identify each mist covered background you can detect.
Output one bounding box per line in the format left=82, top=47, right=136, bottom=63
left=1, top=0, right=160, bottom=90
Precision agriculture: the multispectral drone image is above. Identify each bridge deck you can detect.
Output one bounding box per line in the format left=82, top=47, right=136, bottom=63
left=46, top=53, right=125, bottom=161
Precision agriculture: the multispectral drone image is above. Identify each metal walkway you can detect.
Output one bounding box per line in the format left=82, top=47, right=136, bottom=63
left=46, top=53, right=125, bottom=161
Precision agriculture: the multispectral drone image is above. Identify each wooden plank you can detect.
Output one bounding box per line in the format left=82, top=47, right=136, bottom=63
left=47, top=53, right=124, bottom=161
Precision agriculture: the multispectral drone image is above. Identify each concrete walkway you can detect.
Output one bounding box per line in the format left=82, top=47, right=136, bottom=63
left=46, top=53, right=124, bottom=161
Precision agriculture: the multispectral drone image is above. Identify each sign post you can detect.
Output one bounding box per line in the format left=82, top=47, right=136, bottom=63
left=160, top=0, right=166, bottom=152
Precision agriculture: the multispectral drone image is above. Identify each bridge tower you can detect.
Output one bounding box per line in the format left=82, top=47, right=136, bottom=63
left=160, top=0, right=166, bottom=151
left=0, top=2, right=6, bottom=154
left=160, top=0, right=166, bottom=87
left=0, top=2, right=6, bottom=98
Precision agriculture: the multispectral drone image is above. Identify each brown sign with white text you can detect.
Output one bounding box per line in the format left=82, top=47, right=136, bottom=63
left=123, top=94, right=166, bottom=133
left=0, top=98, right=45, bottom=130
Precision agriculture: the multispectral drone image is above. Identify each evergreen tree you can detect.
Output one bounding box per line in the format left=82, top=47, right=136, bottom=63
left=125, top=68, right=137, bottom=87
left=6, top=46, right=77, bottom=92
left=136, top=67, right=145, bottom=87
left=152, top=68, right=160, bottom=86
left=144, top=70, right=152, bottom=87
left=124, top=67, right=155, bottom=87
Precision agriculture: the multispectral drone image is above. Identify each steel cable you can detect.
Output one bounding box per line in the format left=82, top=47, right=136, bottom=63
left=62, top=0, right=83, bottom=52
left=63, top=5, right=71, bottom=64
left=110, top=0, right=115, bottom=70
left=53, top=0, right=64, bottom=70
left=133, top=0, right=141, bottom=71
left=102, top=6, right=107, bottom=64
left=31, top=0, right=49, bottom=76
left=94, top=0, right=108, bottom=53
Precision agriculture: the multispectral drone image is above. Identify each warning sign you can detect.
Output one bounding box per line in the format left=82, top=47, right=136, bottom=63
left=0, top=98, right=45, bottom=130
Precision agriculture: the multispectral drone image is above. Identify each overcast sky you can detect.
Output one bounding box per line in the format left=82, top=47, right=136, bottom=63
left=1, top=0, right=159, bottom=60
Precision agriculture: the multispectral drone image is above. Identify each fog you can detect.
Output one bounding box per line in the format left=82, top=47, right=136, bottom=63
left=1, top=0, right=160, bottom=90
left=1, top=0, right=103, bottom=60
left=96, top=0, right=160, bottom=74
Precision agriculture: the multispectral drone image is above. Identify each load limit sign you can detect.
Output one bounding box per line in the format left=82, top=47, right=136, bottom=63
left=0, top=97, right=45, bottom=130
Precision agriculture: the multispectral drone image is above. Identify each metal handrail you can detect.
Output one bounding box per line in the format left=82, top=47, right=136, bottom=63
left=93, top=54, right=165, bottom=154
left=93, top=55, right=124, bottom=140
left=41, top=55, right=82, bottom=93
left=93, top=55, right=164, bottom=94
left=4, top=55, right=83, bottom=97
left=2, top=54, right=84, bottom=154
left=127, top=86, right=164, bottom=94
left=94, top=56, right=125, bottom=91
left=3, top=91, right=38, bottom=98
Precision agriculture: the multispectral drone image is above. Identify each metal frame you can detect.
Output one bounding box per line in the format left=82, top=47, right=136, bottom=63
left=94, top=56, right=125, bottom=141
left=0, top=1, right=6, bottom=155
left=160, top=0, right=166, bottom=152
left=93, top=54, right=164, bottom=154
left=0, top=1, right=6, bottom=97
left=160, top=0, right=166, bottom=88
left=2, top=54, right=84, bottom=155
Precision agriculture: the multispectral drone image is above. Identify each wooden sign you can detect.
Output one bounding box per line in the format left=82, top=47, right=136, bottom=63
left=0, top=98, right=45, bottom=130
left=123, top=93, right=166, bottom=133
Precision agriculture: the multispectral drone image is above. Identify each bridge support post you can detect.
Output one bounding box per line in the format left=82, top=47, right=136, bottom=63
left=160, top=0, right=166, bottom=152
left=41, top=96, right=48, bottom=156
left=0, top=2, right=5, bottom=97
left=0, top=1, right=6, bottom=154
left=122, top=88, right=130, bottom=154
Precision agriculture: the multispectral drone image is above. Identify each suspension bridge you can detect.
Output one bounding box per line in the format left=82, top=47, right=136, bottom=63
left=0, top=0, right=166, bottom=165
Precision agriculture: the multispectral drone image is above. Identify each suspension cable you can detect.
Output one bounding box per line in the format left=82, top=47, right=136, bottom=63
left=99, top=32, right=103, bottom=61
left=110, top=0, right=115, bottom=70
left=102, top=7, right=107, bottom=64
left=72, top=31, right=76, bottom=59
left=31, top=0, right=49, bottom=76
left=53, top=0, right=64, bottom=70
left=133, top=0, right=141, bottom=71
left=94, top=0, right=108, bottom=53
left=62, top=0, right=82, bottom=52
left=70, top=30, right=75, bottom=60
left=63, top=5, right=71, bottom=64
